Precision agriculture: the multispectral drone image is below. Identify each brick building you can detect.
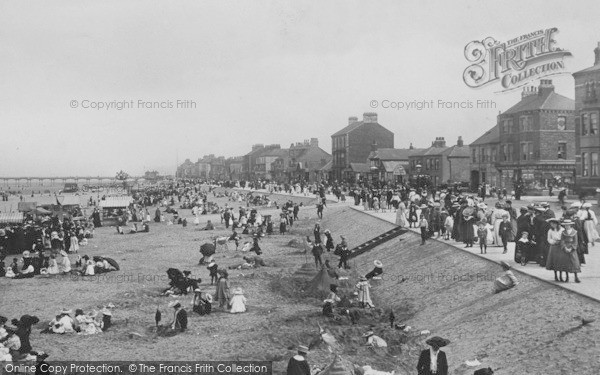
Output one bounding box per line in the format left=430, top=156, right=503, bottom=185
left=573, top=43, right=600, bottom=190
left=367, top=144, right=424, bottom=183
left=408, top=136, right=470, bottom=187
left=469, top=125, right=500, bottom=188
left=331, top=112, right=394, bottom=181
left=496, top=80, right=575, bottom=190
left=271, top=138, right=332, bottom=183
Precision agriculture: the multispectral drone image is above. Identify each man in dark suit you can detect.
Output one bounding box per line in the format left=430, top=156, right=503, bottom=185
left=417, top=336, right=449, bottom=375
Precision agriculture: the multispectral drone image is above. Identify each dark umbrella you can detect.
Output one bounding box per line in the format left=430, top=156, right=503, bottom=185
left=200, top=243, right=216, bottom=257
left=103, top=257, right=120, bottom=271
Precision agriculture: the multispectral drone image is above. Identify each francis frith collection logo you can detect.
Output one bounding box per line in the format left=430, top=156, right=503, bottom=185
left=463, top=28, right=572, bottom=92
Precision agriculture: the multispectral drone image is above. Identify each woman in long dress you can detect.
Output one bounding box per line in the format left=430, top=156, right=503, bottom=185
left=215, top=270, right=231, bottom=309
left=492, top=203, right=509, bottom=246
left=355, top=276, right=374, bottom=308
left=545, top=219, right=565, bottom=281
left=395, top=201, right=407, bottom=227
left=579, top=203, right=599, bottom=247
left=551, top=220, right=581, bottom=283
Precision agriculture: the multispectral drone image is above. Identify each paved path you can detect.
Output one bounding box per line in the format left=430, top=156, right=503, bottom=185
left=352, top=204, right=600, bottom=302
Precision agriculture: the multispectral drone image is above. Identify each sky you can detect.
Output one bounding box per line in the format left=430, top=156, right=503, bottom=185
left=1, top=0, right=600, bottom=176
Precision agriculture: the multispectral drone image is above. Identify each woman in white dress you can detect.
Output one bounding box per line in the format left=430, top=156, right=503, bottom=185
left=492, top=203, right=508, bottom=246
left=355, top=276, right=375, bottom=308
left=579, top=203, right=599, bottom=246
left=395, top=201, right=407, bottom=227
left=69, top=233, right=79, bottom=253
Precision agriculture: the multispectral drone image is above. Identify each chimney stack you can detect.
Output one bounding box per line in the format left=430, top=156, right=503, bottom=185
left=348, top=116, right=358, bottom=125
left=363, top=112, right=378, bottom=124
left=522, top=85, right=538, bottom=99
left=595, top=42, right=600, bottom=65
left=409, top=142, right=414, bottom=150
left=457, top=136, right=464, bottom=147
left=432, top=137, right=446, bottom=147
left=252, top=144, right=264, bottom=152
left=371, top=141, right=378, bottom=152
left=310, top=138, right=318, bottom=147
left=538, top=79, right=555, bottom=97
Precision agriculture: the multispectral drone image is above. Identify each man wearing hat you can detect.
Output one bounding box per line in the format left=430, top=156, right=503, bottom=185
left=365, top=260, right=383, bottom=280
left=417, top=336, right=449, bottom=375
left=286, top=345, right=310, bottom=375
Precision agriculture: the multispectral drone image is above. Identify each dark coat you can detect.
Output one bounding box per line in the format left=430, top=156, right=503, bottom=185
left=286, top=356, right=310, bottom=375
left=417, top=349, right=448, bottom=375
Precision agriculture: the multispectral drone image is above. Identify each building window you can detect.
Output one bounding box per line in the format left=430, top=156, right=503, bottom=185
left=491, top=147, right=497, bottom=162
left=472, top=148, right=477, bottom=163
left=557, top=116, right=567, bottom=131
left=583, top=152, right=589, bottom=177
left=519, top=115, right=533, bottom=132
left=582, top=113, right=590, bottom=135
left=591, top=113, right=599, bottom=135
left=593, top=153, right=599, bottom=177
left=508, top=144, right=514, bottom=161
left=435, top=159, right=440, bottom=170
left=426, top=158, right=431, bottom=170
left=521, top=142, right=531, bottom=161
left=557, top=142, right=567, bottom=159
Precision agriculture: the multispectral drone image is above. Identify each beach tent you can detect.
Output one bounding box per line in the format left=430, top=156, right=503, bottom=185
left=309, top=268, right=336, bottom=293
left=0, top=212, right=25, bottom=225
left=18, top=202, right=37, bottom=213
left=57, top=195, right=81, bottom=208
left=99, top=196, right=133, bottom=209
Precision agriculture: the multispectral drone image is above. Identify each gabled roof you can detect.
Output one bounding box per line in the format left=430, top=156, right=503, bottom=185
left=369, top=148, right=425, bottom=161
left=348, top=163, right=370, bottom=173
left=320, top=160, right=332, bottom=171
left=331, top=121, right=364, bottom=137
left=502, top=91, right=574, bottom=114
left=573, top=63, right=600, bottom=76
left=470, top=125, right=500, bottom=146
left=259, top=148, right=288, bottom=158
left=444, top=145, right=471, bottom=158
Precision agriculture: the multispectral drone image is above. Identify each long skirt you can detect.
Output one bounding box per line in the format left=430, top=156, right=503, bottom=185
left=493, top=219, right=503, bottom=246
left=583, top=221, right=600, bottom=242
left=547, top=245, right=581, bottom=273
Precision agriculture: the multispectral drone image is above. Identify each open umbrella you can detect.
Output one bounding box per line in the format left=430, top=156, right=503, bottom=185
left=103, top=257, right=120, bottom=271
left=200, top=243, right=216, bottom=257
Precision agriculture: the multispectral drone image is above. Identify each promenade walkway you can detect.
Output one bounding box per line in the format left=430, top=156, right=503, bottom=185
left=352, top=202, right=600, bottom=302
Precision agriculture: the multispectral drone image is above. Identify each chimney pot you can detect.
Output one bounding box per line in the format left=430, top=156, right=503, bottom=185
left=363, top=112, right=378, bottom=124
left=348, top=116, right=358, bottom=125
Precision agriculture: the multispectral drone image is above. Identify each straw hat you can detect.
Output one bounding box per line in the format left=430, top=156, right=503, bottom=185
left=425, top=336, right=450, bottom=347
left=546, top=218, right=560, bottom=224
left=362, top=331, right=374, bottom=337
left=373, top=260, right=383, bottom=268
left=100, top=308, right=112, bottom=316
left=500, top=261, right=511, bottom=269
left=60, top=309, right=72, bottom=315
left=570, top=202, right=583, bottom=208
left=22, top=251, right=31, bottom=258
left=60, top=250, right=68, bottom=257
left=232, top=288, right=244, bottom=295
left=561, top=219, right=575, bottom=226
left=583, top=202, right=592, bottom=208
left=297, top=345, right=309, bottom=354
